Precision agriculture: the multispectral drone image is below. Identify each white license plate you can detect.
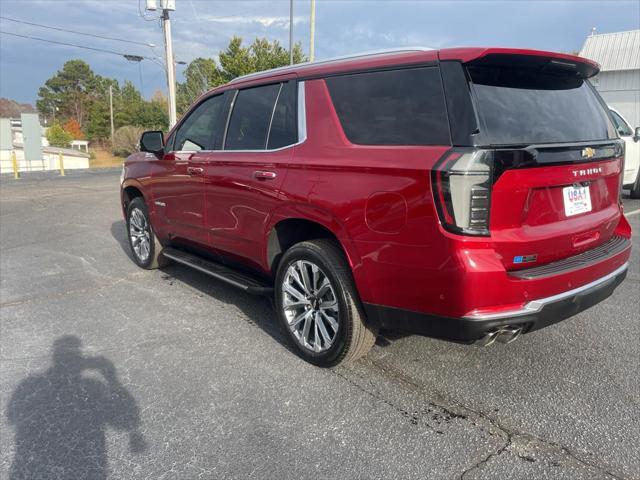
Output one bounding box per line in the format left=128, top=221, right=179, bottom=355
left=563, top=185, right=592, bottom=217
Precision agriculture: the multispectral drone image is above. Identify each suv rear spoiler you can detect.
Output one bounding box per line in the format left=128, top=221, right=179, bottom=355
left=438, top=47, right=600, bottom=79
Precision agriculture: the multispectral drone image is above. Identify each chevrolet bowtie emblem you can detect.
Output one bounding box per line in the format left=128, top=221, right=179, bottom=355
left=581, top=147, right=595, bottom=159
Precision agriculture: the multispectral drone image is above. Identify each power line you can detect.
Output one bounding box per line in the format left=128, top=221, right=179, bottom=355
left=0, top=16, right=156, bottom=47
left=0, top=31, right=155, bottom=61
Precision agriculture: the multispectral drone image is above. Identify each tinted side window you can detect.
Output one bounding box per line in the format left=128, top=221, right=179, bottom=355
left=174, top=94, right=227, bottom=152
left=325, top=67, right=450, bottom=145
left=610, top=110, right=633, bottom=136
left=268, top=81, right=297, bottom=149
left=164, top=131, right=175, bottom=153
left=225, top=84, right=280, bottom=150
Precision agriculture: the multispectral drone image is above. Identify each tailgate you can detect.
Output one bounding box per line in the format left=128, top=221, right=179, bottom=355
left=489, top=144, right=624, bottom=270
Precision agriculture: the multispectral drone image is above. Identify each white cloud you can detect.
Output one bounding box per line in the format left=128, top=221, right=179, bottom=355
left=199, top=15, right=306, bottom=28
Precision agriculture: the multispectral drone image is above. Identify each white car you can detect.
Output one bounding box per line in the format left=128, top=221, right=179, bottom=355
left=609, top=107, right=640, bottom=198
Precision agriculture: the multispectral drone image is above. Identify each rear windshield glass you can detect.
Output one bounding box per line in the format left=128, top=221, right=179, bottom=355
left=468, top=66, right=615, bottom=145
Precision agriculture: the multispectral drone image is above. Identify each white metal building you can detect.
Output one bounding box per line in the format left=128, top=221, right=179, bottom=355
left=0, top=116, right=89, bottom=174
left=579, top=29, right=640, bottom=128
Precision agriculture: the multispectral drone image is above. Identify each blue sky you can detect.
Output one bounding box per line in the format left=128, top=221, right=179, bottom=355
left=1, top=0, right=638, bottom=104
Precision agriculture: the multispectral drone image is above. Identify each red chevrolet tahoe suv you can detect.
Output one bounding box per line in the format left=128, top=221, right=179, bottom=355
left=121, top=47, right=631, bottom=366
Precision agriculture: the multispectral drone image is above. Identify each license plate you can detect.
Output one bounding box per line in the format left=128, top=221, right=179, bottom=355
left=563, top=185, right=592, bottom=217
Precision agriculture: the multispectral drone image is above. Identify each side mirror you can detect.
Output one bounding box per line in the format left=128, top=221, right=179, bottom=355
left=139, top=130, right=164, bottom=155
left=634, top=127, right=640, bottom=142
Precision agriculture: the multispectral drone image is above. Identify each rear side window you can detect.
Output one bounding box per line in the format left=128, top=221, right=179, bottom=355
left=174, top=94, right=227, bottom=151
left=225, top=84, right=280, bottom=150
left=609, top=110, right=633, bottom=136
left=468, top=65, right=616, bottom=145
left=325, top=67, right=450, bottom=145
left=268, top=81, right=297, bottom=149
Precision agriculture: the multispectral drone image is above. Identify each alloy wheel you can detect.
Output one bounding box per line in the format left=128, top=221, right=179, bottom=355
left=129, top=207, right=151, bottom=263
left=282, top=260, right=340, bottom=352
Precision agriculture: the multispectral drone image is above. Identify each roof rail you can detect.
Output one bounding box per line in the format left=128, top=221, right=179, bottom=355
left=229, top=46, right=433, bottom=84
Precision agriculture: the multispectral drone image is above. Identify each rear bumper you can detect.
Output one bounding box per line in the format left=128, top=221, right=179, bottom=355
left=364, top=262, right=628, bottom=343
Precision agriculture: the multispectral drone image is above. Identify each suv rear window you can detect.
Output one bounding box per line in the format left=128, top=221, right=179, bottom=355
left=326, top=67, right=450, bottom=146
left=468, top=65, right=616, bottom=145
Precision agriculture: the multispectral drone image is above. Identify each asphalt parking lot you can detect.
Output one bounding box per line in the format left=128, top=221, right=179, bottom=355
left=1, top=169, right=639, bottom=480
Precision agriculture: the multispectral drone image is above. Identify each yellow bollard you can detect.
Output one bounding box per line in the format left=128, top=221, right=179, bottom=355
left=59, top=152, right=65, bottom=176
left=11, top=150, right=19, bottom=179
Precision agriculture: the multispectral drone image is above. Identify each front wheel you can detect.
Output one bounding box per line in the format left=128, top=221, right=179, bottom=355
left=275, top=239, right=377, bottom=367
left=126, top=197, right=167, bottom=269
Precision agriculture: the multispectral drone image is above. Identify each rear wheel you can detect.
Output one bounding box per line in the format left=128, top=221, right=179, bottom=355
left=630, top=170, right=640, bottom=199
left=126, top=197, right=167, bottom=269
left=275, top=239, right=377, bottom=367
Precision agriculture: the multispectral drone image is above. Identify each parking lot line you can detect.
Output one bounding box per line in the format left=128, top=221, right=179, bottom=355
left=625, top=208, right=640, bottom=217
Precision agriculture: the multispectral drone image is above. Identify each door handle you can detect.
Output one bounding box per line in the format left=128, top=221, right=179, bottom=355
left=187, top=166, right=204, bottom=176
left=253, top=170, right=277, bottom=180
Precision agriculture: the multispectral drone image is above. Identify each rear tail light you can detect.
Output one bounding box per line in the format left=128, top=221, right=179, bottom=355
left=432, top=149, right=493, bottom=236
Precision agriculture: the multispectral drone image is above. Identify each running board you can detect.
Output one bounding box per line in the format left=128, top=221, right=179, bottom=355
left=162, top=247, right=273, bottom=295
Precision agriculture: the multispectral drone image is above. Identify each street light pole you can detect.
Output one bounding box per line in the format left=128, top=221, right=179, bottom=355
left=309, top=0, right=316, bottom=62
left=109, top=85, right=115, bottom=143
left=161, top=6, right=177, bottom=127
left=289, top=0, right=294, bottom=65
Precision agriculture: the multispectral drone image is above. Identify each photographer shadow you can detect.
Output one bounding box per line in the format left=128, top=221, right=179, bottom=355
left=6, top=336, right=146, bottom=480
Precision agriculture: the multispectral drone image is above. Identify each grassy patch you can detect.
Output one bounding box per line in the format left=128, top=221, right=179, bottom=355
left=90, top=149, right=124, bottom=169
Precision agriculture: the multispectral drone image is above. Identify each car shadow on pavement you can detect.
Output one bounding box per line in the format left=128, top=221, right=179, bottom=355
left=110, top=220, right=297, bottom=356
left=5, top=335, right=147, bottom=480
left=111, top=219, right=134, bottom=261
left=111, top=220, right=412, bottom=355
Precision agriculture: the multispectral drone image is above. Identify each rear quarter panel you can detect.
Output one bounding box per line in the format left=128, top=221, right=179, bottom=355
left=277, top=78, right=452, bottom=309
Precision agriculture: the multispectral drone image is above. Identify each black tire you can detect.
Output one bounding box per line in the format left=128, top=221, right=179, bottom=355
left=126, top=197, right=168, bottom=269
left=630, top=170, right=640, bottom=199
left=275, top=239, right=377, bottom=367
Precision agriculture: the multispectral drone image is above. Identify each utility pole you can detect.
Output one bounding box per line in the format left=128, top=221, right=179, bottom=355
left=109, top=85, right=115, bottom=143
left=161, top=0, right=177, bottom=127
left=289, top=0, right=294, bottom=65
left=309, top=0, right=316, bottom=62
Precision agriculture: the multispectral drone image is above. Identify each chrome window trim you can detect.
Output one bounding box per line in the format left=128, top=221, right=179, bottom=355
left=463, top=262, right=629, bottom=321
left=297, top=81, right=307, bottom=144
left=265, top=83, right=284, bottom=149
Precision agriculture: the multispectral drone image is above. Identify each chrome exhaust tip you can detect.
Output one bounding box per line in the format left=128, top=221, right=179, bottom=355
left=495, top=326, right=522, bottom=344
left=476, top=330, right=499, bottom=347
left=476, top=326, right=522, bottom=346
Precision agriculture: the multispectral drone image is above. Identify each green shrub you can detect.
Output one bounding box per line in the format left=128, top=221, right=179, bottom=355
left=46, top=122, right=73, bottom=148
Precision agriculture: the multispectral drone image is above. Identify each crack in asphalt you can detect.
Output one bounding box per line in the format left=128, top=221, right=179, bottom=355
left=460, top=435, right=511, bottom=480
left=160, top=262, right=633, bottom=480
left=335, top=358, right=628, bottom=480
